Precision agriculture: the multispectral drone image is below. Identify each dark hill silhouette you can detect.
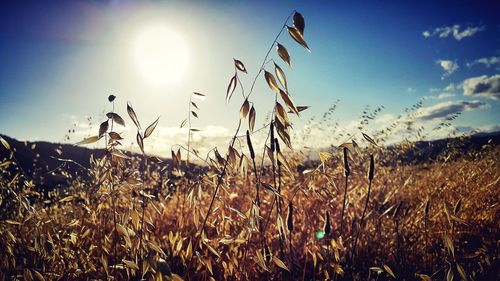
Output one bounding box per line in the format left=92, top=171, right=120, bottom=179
left=1, top=131, right=499, bottom=188
left=0, top=134, right=175, bottom=189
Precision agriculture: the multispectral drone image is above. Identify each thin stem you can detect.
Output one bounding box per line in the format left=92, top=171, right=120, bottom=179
left=187, top=119, right=242, bottom=274
left=340, top=175, right=349, bottom=237
left=187, top=94, right=192, bottom=165
left=109, top=100, right=118, bottom=278
left=247, top=10, right=295, bottom=99
left=352, top=179, right=372, bottom=263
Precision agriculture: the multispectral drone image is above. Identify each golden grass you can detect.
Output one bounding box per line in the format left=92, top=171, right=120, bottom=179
left=1, top=10, right=499, bottom=281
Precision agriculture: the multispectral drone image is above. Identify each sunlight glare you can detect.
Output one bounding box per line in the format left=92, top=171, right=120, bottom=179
left=133, top=24, right=189, bottom=88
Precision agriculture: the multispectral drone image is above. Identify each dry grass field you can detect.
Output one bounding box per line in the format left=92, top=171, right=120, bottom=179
left=1, top=10, right=499, bottom=281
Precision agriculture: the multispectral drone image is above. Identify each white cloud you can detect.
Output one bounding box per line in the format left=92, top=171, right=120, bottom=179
left=148, top=125, right=233, bottom=158
left=437, top=92, right=456, bottom=99
left=415, top=100, right=489, bottom=120
left=374, top=113, right=396, bottom=125
left=467, top=56, right=500, bottom=69
left=462, top=74, right=500, bottom=100
left=425, top=83, right=457, bottom=100
left=423, top=24, right=486, bottom=40
left=436, top=60, right=459, bottom=79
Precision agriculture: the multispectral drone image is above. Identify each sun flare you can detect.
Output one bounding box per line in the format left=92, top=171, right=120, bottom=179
left=132, top=24, right=189, bottom=88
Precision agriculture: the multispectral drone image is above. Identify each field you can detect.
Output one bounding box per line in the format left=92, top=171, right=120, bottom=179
left=1, top=128, right=499, bottom=280
left=1, top=9, right=499, bottom=281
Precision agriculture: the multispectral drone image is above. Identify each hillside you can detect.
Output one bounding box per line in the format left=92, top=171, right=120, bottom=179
left=2, top=131, right=499, bottom=187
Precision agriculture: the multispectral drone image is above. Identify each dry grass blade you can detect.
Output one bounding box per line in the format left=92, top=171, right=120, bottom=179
left=240, top=99, right=250, bottom=119
left=226, top=75, right=237, bottom=104
left=249, top=105, right=256, bottom=132
left=1, top=136, right=11, bottom=150
left=362, top=132, right=378, bottom=147
left=274, top=63, right=288, bottom=90
left=276, top=43, right=292, bottom=68
left=275, top=102, right=290, bottom=126
left=144, top=117, right=160, bottom=138
left=383, top=264, right=396, bottom=278
left=279, top=89, right=299, bottom=116
left=234, top=58, right=247, bottom=73
left=98, top=120, right=109, bottom=138
left=76, top=135, right=100, bottom=145
left=287, top=26, right=310, bottom=51
left=272, top=256, right=289, bottom=271
left=127, top=102, right=141, bottom=130
left=136, top=132, right=144, bottom=154
left=264, top=71, right=280, bottom=93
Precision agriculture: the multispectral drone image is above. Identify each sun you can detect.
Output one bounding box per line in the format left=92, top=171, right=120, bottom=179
left=132, top=24, right=189, bottom=88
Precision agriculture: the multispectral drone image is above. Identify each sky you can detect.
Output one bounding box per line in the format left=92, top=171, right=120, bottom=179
left=0, top=0, right=499, bottom=157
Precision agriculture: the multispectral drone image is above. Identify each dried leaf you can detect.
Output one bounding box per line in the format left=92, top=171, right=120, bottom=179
left=191, top=102, right=199, bottom=109
left=98, top=120, right=109, bottom=138
left=279, top=89, right=298, bottom=116
left=123, top=260, right=139, bottom=271
left=287, top=26, right=310, bottom=51
left=108, top=132, right=123, bottom=140
left=276, top=43, right=291, bottom=68
left=191, top=111, right=198, bottom=118
left=234, top=58, right=247, bottom=73
left=111, top=150, right=131, bottom=160
left=193, top=92, right=206, bottom=97
left=293, top=11, right=305, bottom=34
left=137, top=132, right=144, bottom=154
left=272, top=256, right=289, bottom=271
left=443, top=234, right=455, bottom=257
left=362, top=132, right=378, bottom=147
left=249, top=106, right=256, bottom=132
left=296, top=106, right=310, bottom=113
left=180, top=119, right=187, bottom=128
left=144, top=117, right=160, bottom=138
left=453, top=198, right=462, bottom=215
left=240, top=99, right=250, bottom=120
left=106, top=112, right=125, bottom=126
left=274, top=63, right=288, bottom=90
left=148, top=156, right=162, bottom=163
left=127, top=102, right=141, bottom=130
left=264, top=71, right=280, bottom=93
left=319, top=152, right=332, bottom=167
left=33, top=270, right=45, bottom=281
left=76, top=135, right=100, bottom=145
left=226, top=75, right=237, bottom=104
left=447, top=267, right=454, bottom=281
left=275, top=102, right=290, bottom=126
left=456, top=264, right=468, bottom=281
left=416, top=274, right=432, bottom=281
left=1, top=136, right=11, bottom=150
left=172, top=150, right=179, bottom=168
left=383, top=264, right=396, bottom=278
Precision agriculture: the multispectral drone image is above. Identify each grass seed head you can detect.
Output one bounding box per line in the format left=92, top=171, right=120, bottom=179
left=287, top=201, right=294, bottom=231
left=246, top=130, right=255, bottom=159
left=369, top=154, right=375, bottom=181
left=343, top=147, right=350, bottom=177
left=324, top=211, right=331, bottom=235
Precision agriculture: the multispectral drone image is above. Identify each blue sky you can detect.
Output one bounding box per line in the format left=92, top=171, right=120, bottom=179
left=0, top=0, right=499, bottom=155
